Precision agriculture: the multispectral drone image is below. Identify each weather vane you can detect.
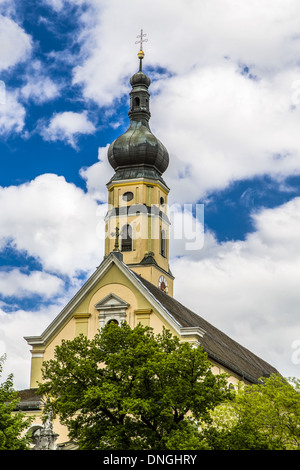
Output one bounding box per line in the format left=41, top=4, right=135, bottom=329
left=135, top=29, right=148, bottom=71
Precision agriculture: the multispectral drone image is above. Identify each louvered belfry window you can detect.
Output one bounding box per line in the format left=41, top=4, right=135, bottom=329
left=121, top=224, right=132, bottom=252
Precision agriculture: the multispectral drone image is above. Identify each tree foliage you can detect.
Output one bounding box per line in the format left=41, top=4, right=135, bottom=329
left=0, top=355, right=32, bottom=450
left=38, top=323, right=232, bottom=450
left=206, top=374, right=300, bottom=450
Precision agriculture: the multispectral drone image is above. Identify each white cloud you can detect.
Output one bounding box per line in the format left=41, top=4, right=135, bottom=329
left=21, top=61, right=61, bottom=104
left=0, top=174, right=103, bottom=278
left=171, top=197, right=300, bottom=378
left=40, top=111, right=96, bottom=148
left=0, top=90, right=25, bottom=135
left=0, top=14, right=32, bottom=71
left=79, top=145, right=114, bottom=202
left=151, top=63, right=300, bottom=203
left=79, top=59, right=300, bottom=204
left=0, top=269, right=63, bottom=298
left=51, top=0, right=300, bottom=107
left=42, top=0, right=65, bottom=11
left=0, top=303, right=66, bottom=389
left=0, top=13, right=61, bottom=137
left=42, top=0, right=85, bottom=12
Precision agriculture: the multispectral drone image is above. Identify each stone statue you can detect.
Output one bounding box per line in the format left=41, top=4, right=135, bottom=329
left=33, top=400, right=59, bottom=450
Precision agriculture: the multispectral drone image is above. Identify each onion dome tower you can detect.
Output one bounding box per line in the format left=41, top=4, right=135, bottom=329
left=107, top=41, right=169, bottom=184
left=105, top=31, right=174, bottom=296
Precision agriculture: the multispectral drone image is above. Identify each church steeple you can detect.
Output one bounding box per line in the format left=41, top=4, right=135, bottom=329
left=107, top=33, right=169, bottom=184
left=105, top=33, right=174, bottom=296
left=128, top=29, right=151, bottom=124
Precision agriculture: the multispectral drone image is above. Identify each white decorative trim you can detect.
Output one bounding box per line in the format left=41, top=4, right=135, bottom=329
left=180, top=326, right=205, bottom=340
left=95, top=293, right=129, bottom=329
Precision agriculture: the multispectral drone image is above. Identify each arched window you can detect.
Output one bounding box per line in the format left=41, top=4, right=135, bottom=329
left=134, top=96, right=140, bottom=107
left=26, top=425, right=44, bottom=445
left=160, top=229, right=166, bottom=257
left=95, top=293, right=129, bottom=330
left=107, top=319, right=119, bottom=325
left=121, top=224, right=132, bottom=252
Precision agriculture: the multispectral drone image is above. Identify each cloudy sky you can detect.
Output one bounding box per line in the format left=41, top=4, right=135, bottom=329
left=1, top=0, right=300, bottom=389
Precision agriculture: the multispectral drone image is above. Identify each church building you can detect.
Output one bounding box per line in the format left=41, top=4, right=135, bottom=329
left=18, top=40, right=278, bottom=447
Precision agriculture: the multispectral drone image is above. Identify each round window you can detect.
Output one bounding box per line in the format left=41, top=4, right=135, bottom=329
left=122, top=191, right=134, bottom=201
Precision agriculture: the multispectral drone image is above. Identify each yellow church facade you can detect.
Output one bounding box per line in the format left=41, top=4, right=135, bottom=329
left=26, top=255, right=181, bottom=391
left=19, top=43, right=278, bottom=448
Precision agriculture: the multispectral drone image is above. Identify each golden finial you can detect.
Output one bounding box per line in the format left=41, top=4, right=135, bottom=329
left=135, top=29, right=148, bottom=70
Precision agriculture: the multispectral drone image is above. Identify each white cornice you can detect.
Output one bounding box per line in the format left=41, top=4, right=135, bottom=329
left=106, top=177, right=170, bottom=194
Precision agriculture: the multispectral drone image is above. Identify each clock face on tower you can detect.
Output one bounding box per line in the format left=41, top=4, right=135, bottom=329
left=158, top=276, right=168, bottom=293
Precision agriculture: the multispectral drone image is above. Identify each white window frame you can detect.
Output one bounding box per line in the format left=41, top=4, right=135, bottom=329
left=95, top=293, right=129, bottom=329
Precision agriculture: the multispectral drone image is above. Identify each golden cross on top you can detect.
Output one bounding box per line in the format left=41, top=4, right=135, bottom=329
left=136, top=29, right=148, bottom=53
left=135, top=29, right=148, bottom=70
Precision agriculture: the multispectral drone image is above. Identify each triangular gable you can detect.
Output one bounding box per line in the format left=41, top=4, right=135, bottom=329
left=24, top=252, right=205, bottom=349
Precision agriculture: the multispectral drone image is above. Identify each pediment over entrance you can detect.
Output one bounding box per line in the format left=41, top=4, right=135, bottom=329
left=95, top=293, right=130, bottom=310
left=95, top=293, right=130, bottom=328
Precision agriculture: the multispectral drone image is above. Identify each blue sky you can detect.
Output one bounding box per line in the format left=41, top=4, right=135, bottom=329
left=1, top=0, right=300, bottom=388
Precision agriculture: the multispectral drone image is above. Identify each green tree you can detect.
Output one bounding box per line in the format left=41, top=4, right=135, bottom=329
left=38, top=322, right=232, bottom=450
left=206, top=374, right=300, bottom=450
left=0, top=355, right=33, bottom=450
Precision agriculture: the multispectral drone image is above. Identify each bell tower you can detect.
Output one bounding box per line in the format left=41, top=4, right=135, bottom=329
left=105, top=32, right=174, bottom=296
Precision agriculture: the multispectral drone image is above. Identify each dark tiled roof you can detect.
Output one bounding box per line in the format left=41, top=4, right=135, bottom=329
left=16, top=389, right=42, bottom=410
left=137, top=275, right=279, bottom=384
